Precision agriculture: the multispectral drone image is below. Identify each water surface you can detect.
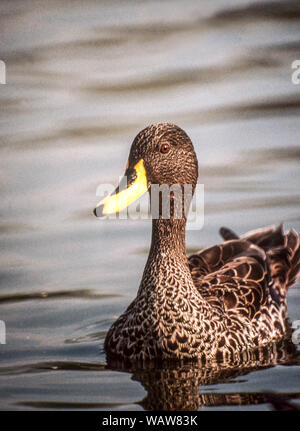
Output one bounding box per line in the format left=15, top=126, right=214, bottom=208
left=0, top=0, right=300, bottom=410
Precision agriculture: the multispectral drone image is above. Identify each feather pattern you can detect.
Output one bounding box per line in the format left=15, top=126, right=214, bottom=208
left=101, top=124, right=300, bottom=364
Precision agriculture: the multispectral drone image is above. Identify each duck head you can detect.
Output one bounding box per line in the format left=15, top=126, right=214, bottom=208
left=93, top=123, right=198, bottom=219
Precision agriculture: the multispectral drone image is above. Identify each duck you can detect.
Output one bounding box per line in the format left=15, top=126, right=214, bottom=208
left=93, top=123, right=300, bottom=364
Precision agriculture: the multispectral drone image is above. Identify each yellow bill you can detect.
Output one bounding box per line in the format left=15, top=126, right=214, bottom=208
left=93, top=159, right=148, bottom=217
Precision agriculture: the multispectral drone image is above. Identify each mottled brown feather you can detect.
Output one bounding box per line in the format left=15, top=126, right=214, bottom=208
left=103, top=124, right=300, bottom=364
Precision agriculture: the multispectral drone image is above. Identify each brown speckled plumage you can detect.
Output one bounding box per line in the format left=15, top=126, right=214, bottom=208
left=103, top=123, right=300, bottom=364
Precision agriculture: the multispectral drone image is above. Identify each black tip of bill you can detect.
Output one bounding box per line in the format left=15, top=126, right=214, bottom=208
left=93, top=204, right=104, bottom=217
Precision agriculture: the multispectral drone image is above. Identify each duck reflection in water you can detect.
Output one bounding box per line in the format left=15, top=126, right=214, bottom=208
left=108, top=339, right=298, bottom=411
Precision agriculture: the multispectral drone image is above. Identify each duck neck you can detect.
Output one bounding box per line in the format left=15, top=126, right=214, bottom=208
left=138, top=216, right=194, bottom=297
left=149, top=217, right=187, bottom=259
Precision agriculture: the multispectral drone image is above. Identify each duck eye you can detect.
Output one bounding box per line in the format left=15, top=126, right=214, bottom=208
left=160, top=143, right=170, bottom=154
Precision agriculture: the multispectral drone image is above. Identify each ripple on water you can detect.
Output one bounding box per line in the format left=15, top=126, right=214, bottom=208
left=0, top=0, right=300, bottom=411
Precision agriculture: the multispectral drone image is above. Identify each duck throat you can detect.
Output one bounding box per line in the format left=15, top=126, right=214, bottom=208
left=137, top=184, right=196, bottom=296
left=147, top=183, right=193, bottom=259
left=149, top=217, right=187, bottom=258
left=137, top=216, right=194, bottom=298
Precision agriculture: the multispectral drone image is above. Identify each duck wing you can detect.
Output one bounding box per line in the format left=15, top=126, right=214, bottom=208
left=188, top=224, right=300, bottom=319
left=231, top=224, right=300, bottom=299
left=189, top=239, right=272, bottom=319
